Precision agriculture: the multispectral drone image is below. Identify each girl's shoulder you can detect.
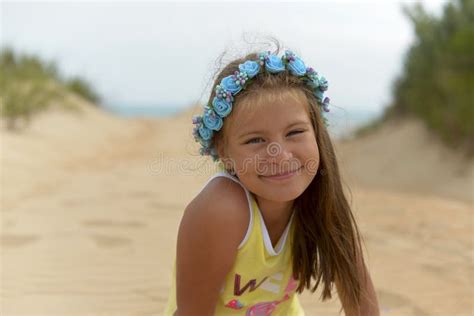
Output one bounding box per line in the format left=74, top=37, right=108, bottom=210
left=183, top=175, right=251, bottom=247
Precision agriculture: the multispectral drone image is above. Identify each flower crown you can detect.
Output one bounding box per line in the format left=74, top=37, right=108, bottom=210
left=192, top=50, right=331, bottom=162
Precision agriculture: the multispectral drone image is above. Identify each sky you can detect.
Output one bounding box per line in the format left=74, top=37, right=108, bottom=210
left=1, top=0, right=449, bottom=115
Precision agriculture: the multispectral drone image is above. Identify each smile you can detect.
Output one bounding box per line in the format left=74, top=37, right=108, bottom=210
left=261, top=167, right=302, bottom=181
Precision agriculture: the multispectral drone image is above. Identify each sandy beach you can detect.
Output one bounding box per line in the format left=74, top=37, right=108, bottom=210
left=1, top=95, right=472, bottom=316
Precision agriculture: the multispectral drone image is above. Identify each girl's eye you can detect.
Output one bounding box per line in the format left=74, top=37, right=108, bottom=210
left=245, top=130, right=305, bottom=144
left=287, top=130, right=305, bottom=136
left=245, top=137, right=264, bottom=144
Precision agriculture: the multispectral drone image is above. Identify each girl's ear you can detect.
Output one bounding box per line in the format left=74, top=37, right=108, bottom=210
left=215, top=139, right=226, bottom=159
left=215, top=141, right=235, bottom=173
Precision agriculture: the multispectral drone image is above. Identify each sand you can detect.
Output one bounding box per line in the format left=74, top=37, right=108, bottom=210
left=1, top=95, right=472, bottom=316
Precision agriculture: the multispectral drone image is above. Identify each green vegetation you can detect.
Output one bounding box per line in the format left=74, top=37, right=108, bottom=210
left=0, top=47, right=101, bottom=130
left=355, top=0, right=474, bottom=156
left=64, top=76, right=101, bottom=104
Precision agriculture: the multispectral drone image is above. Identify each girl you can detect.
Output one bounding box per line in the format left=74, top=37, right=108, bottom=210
left=163, top=44, right=380, bottom=316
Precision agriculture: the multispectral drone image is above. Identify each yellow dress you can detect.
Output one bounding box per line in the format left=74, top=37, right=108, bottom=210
left=163, top=170, right=305, bottom=316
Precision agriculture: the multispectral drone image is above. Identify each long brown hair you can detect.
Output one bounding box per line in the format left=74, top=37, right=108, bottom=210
left=205, top=40, right=369, bottom=314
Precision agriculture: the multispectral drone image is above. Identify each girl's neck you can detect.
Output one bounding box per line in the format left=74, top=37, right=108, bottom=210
left=253, top=194, right=295, bottom=231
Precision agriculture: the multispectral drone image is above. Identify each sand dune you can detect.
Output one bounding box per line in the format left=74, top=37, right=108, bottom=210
left=335, top=116, right=473, bottom=204
left=1, top=96, right=472, bottom=315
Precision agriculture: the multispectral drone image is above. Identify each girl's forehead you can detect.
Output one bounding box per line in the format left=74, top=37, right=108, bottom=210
left=231, top=89, right=311, bottom=127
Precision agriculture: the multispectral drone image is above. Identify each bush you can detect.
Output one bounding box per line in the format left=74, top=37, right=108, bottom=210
left=386, top=0, right=474, bottom=155
left=0, top=47, right=102, bottom=130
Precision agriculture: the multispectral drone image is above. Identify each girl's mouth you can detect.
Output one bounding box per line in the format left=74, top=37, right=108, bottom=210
left=261, top=167, right=302, bottom=181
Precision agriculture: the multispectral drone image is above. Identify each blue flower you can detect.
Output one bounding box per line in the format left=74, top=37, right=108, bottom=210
left=212, top=97, right=232, bottom=118
left=220, top=75, right=242, bottom=95
left=287, top=56, right=307, bottom=76
left=313, top=89, right=324, bottom=102
left=319, top=76, right=328, bottom=91
left=198, top=137, right=211, bottom=148
left=322, top=97, right=330, bottom=112
left=192, top=115, right=202, bottom=125
left=265, top=54, right=285, bottom=73
left=198, top=125, right=213, bottom=140
left=307, top=77, right=320, bottom=89
left=215, top=85, right=233, bottom=103
left=203, top=108, right=223, bottom=131
left=239, top=60, right=260, bottom=78
left=192, top=125, right=200, bottom=138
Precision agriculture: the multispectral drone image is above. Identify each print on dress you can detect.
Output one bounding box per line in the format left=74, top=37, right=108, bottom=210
left=234, top=271, right=286, bottom=295
left=225, top=299, right=245, bottom=310
left=284, top=275, right=298, bottom=293
left=233, top=273, right=268, bottom=295
left=245, top=295, right=289, bottom=316
left=244, top=275, right=299, bottom=316
left=224, top=274, right=299, bottom=315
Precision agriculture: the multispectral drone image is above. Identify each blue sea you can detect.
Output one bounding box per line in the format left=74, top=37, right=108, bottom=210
left=103, top=103, right=384, bottom=139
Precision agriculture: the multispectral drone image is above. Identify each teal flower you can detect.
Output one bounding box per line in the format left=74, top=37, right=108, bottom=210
left=314, top=89, right=324, bottom=102
left=221, top=75, right=242, bottom=95
left=192, top=115, right=202, bottom=125
left=198, top=136, right=211, bottom=148
left=215, top=84, right=233, bottom=103
left=322, top=97, right=330, bottom=112
left=265, top=54, right=285, bottom=73
left=287, top=56, right=306, bottom=76
left=307, top=77, right=320, bottom=89
left=198, top=125, right=213, bottom=141
left=319, top=76, right=328, bottom=91
left=203, top=108, right=223, bottom=131
left=239, top=60, right=260, bottom=78
left=212, top=97, right=232, bottom=118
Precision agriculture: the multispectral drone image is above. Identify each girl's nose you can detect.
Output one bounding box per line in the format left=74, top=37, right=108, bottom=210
left=266, top=142, right=294, bottom=164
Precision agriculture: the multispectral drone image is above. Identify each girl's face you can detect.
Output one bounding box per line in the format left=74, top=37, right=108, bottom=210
left=220, top=90, right=320, bottom=202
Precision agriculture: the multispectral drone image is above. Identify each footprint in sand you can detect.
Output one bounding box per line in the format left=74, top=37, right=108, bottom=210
left=2, top=219, right=16, bottom=229
left=1, top=234, right=41, bottom=248
left=90, top=234, right=133, bottom=248
left=421, top=262, right=446, bottom=276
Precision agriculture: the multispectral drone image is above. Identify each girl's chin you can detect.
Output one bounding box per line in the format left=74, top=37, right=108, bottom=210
left=259, top=187, right=304, bottom=203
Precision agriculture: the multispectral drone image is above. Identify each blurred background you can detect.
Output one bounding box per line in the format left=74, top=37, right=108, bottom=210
left=1, top=1, right=472, bottom=315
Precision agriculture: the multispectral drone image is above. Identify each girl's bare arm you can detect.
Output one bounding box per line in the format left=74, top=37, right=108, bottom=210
left=174, top=178, right=249, bottom=316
